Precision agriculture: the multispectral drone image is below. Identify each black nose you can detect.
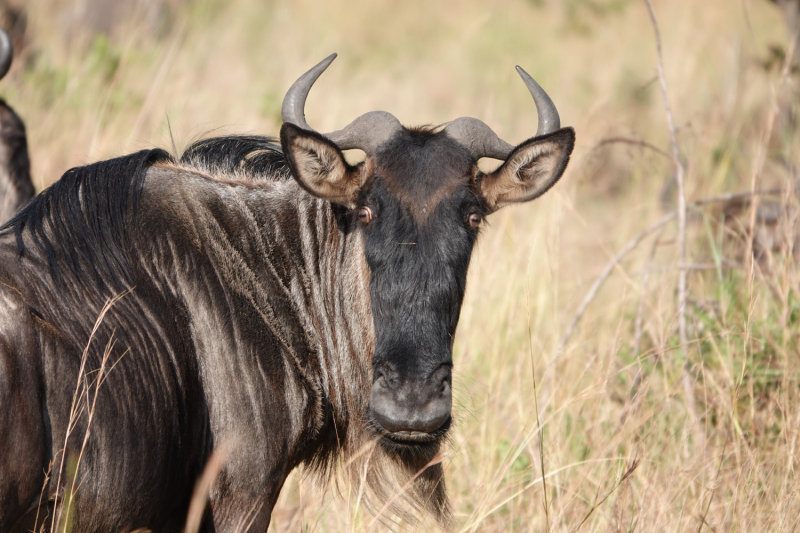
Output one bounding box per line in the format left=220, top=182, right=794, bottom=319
left=369, top=366, right=452, bottom=434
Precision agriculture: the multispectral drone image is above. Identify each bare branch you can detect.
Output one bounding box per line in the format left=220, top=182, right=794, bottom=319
left=557, top=212, right=675, bottom=354
left=595, top=136, right=674, bottom=161
left=692, top=188, right=784, bottom=206
left=637, top=262, right=744, bottom=274
left=643, top=0, right=699, bottom=448
left=556, top=187, right=784, bottom=354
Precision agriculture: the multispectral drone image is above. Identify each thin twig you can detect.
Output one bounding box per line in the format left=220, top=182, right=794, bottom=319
left=569, top=458, right=641, bottom=533
left=633, top=225, right=665, bottom=359
left=125, top=19, right=186, bottom=152
left=61, top=337, right=120, bottom=532
left=526, top=280, right=550, bottom=531
left=625, top=224, right=665, bottom=415
left=185, top=440, right=235, bottom=533
left=50, top=293, right=128, bottom=533
left=33, top=461, right=54, bottom=533
left=595, top=137, right=674, bottom=160
left=696, top=440, right=728, bottom=533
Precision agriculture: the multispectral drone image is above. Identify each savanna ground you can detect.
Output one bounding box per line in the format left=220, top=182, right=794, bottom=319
left=5, top=0, right=800, bottom=531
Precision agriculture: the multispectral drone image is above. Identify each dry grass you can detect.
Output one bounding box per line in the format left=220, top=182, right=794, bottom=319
left=7, top=0, right=800, bottom=530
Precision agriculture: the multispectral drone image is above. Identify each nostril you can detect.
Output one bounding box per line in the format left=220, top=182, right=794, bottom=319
left=373, top=367, right=396, bottom=388
left=434, top=366, right=452, bottom=393
left=432, top=364, right=451, bottom=381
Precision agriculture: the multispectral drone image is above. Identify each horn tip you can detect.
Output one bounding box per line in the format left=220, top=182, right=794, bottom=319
left=0, top=29, right=12, bottom=81
left=515, top=65, right=535, bottom=83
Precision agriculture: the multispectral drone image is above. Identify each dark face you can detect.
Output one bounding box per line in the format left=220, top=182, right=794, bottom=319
left=358, top=130, right=482, bottom=445
left=281, top=120, right=574, bottom=449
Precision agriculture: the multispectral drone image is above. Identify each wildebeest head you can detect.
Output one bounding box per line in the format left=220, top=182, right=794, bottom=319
left=280, top=55, right=574, bottom=451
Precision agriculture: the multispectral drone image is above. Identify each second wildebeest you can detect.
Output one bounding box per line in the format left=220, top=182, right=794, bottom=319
left=0, top=28, right=33, bottom=224
left=0, top=55, right=574, bottom=531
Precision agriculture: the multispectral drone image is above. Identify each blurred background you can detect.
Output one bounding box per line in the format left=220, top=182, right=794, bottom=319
left=6, top=0, right=800, bottom=530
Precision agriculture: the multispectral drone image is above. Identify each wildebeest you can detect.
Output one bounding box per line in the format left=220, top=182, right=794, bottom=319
left=0, top=28, right=33, bottom=225
left=0, top=54, right=574, bottom=531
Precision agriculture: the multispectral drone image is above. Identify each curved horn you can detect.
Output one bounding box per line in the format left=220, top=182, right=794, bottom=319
left=282, top=54, right=402, bottom=155
left=281, top=53, right=337, bottom=131
left=515, top=66, right=560, bottom=136
left=0, top=29, right=13, bottom=81
left=444, top=66, right=561, bottom=160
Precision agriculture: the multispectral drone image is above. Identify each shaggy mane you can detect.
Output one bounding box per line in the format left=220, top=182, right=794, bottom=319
left=0, top=136, right=289, bottom=290
left=180, top=135, right=290, bottom=180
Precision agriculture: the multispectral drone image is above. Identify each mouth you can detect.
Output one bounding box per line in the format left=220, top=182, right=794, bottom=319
left=368, top=416, right=452, bottom=446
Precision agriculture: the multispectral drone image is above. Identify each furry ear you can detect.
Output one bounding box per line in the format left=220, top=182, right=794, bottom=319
left=480, top=127, right=575, bottom=211
left=280, top=123, right=367, bottom=208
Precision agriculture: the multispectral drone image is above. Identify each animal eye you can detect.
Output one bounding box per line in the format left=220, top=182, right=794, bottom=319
left=468, top=212, right=482, bottom=228
left=358, top=206, right=373, bottom=224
